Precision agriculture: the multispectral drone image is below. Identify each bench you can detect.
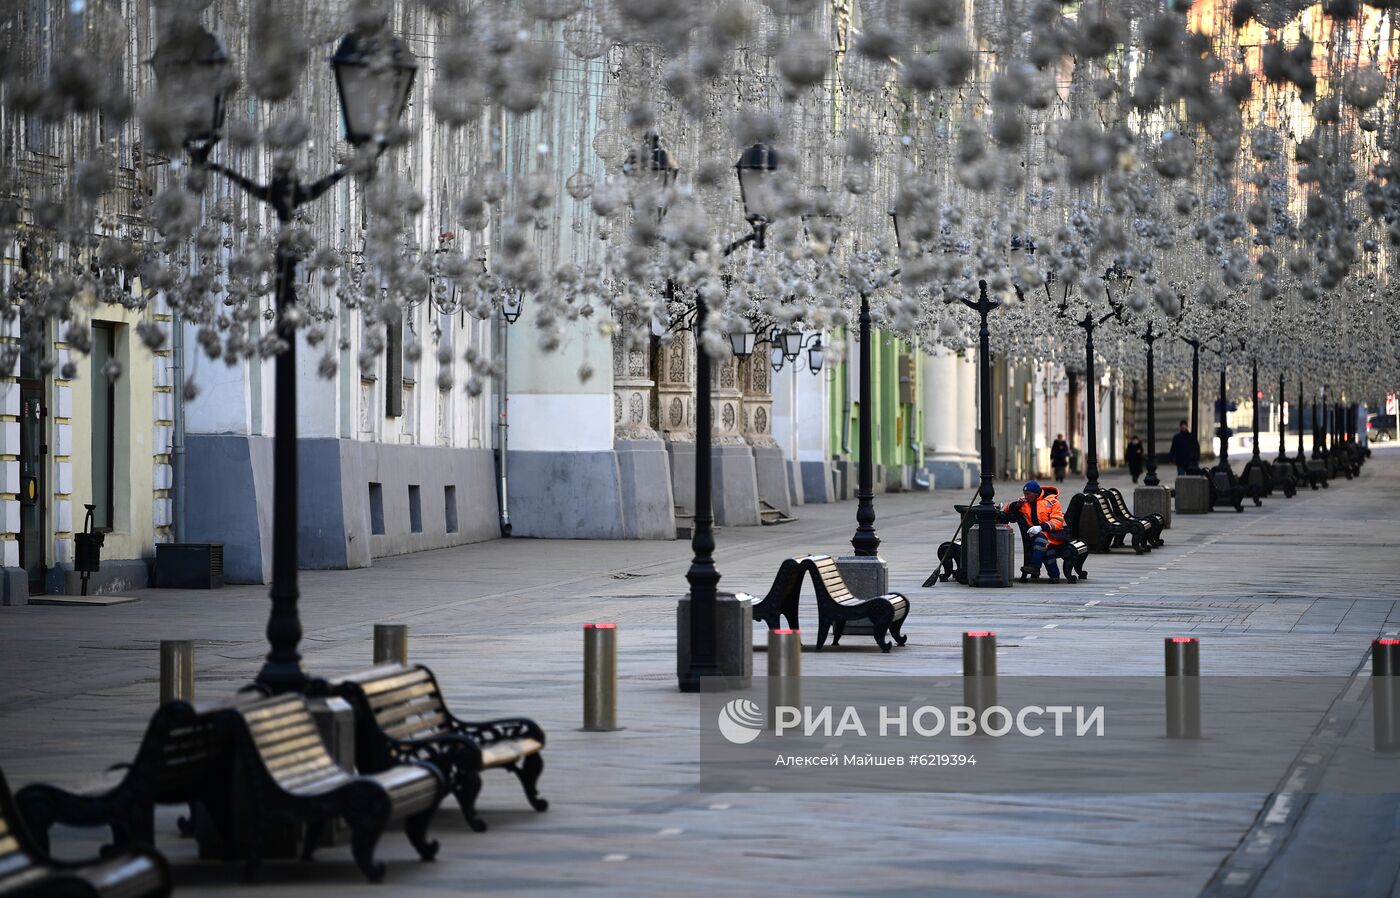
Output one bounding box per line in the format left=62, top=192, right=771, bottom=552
left=328, top=664, right=547, bottom=835
left=1209, top=466, right=1248, bottom=511
left=1291, top=456, right=1328, bottom=490
left=752, top=555, right=909, bottom=652
left=806, top=555, right=909, bottom=652
left=1, top=766, right=172, bottom=897
left=16, top=700, right=233, bottom=857
left=1007, top=518, right=1089, bottom=582
left=1103, top=488, right=1164, bottom=548
left=213, top=692, right=445, bottom=882
left=924, top=503, right=976, bottom=586
left=1067, top=491, right=1149, bottom=554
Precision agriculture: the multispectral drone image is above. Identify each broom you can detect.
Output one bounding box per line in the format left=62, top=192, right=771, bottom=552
left=922, top=488, right=986, bottom=587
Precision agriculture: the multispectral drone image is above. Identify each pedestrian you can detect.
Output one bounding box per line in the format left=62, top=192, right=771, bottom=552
left=1050, top=434, right=1070, bottom=483
left=1003, top=480, right=1074, bottom=582
left=1168, top=419, right=1199, bottom=475
left=1126, top=434, right=1144, bottom=483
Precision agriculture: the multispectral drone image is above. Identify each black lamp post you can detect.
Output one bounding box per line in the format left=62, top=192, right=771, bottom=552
left=1141, top=321, right=1160, bottom=487
left=678, top=143, right=776, bottom=693
left=1240, top=357, right=1270, bottom=495
left=1276, top=372, right=1289, bottom=464
left=1297, top=380, right=1307, bottom=463
left=850, top=288, right=880, bottom=557
left=1214, top=360, right=1231, bottom=475
left=1060, top=266, right=1129, bottom=495
left=153, top=22, right=416, bottom=695
left=951, top=280, right=1005, bottom=587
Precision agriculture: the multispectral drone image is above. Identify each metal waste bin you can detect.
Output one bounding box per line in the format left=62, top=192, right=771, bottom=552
left=74, top=504, right=104, bottom=596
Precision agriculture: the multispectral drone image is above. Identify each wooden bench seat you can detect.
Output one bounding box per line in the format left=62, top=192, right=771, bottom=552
left=1103, top=488, right=1164, bottom=547
left=1, top=766, right=171, bottom=898
left=1209, top=467, right=1248, bottom=511
left=1068, top=491, right=1149, bottom=553
left=329, top=664, right=546, bottom=834
left=752, top=555, right=909, bottom=652
left=16, top=700, right=233, bottom=857
left=213, top=693, right=445, bottom=883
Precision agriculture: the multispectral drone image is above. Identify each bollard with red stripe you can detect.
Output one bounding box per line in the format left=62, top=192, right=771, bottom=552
left=962, top=631, right=997, bottom=726
left=1165, top=637, right=1201, bottom=739
left=1373, top=638, right=1400, bottom=753
left=767, top=628, right=801, bottom=731
left=583, top=623, right=618, bottom=731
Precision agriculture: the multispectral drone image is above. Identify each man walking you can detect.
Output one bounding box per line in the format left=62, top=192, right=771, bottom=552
left=1168, top=419, right=1199, bottom=475
left=1050, top=434, right=1070, bottom=483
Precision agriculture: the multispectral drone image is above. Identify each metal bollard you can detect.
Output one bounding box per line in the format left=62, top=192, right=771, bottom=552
left=160, top=640, right=195, bottom=705
left=1373, top=638, right=1400, bottom=753
left=1165, top=637, right=1201, bottom=739
left=962, top=631, right=997, bottom=728
left=767, top=629, right=801, bottom=731
left=373, top=624, right=409, bottom=665
left=583, top=623, right=618, bottom=732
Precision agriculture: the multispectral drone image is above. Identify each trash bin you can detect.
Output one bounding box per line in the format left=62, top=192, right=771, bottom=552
left=75, top=504, right=104, bottom=596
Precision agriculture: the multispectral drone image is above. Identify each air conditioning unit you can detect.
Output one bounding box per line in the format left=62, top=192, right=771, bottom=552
left=155, top=543, right=225, bottom=589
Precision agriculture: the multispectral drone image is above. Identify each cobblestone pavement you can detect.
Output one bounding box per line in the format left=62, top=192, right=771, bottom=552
left=2, top=450, right=1399, bottom=896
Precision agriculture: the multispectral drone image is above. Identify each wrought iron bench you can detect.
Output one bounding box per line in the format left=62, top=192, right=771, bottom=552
left=923, top=503, right=976, bottom=586
left=1209, top=466, right=1249, bottom=511
left=1006, top=517, right=1089, bottom=583
left=1103, top=488, right=1164, bottom=547
left=327, top=664, right=547, bottom=835
left=1, top=766, right=172, bottom=898
left=752, top=555, right=909, bottom=652
left=16, top=700, right=233, bottom=857
left=1067, top=491, right=1148, bottom=554
left=1292, top=456, right=1328, bottom=489
left=213, top=692, right=445, bottom=883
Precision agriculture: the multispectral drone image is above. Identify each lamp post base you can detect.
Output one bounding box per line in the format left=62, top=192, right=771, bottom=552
left=677, top=592, right=753, bottom=692
left=967, top=512, right=1014, bottom=589
left=834, top=555, right=890, bottom=635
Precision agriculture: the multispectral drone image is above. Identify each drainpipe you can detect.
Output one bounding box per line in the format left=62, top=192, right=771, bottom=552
left=495, top=309, right=511, bottom=537
left=171, top=308, right=186, bottom=541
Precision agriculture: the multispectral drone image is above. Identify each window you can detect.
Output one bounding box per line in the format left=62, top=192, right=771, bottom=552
left=386, top=311, right=403, bottom=417
left=91, top=323, right=116, bottom=531
left=408, top=484, right=422, bottom=533
left=444, top=485, right=457, bottom=533
left=368, top=482, right=385, bottom=535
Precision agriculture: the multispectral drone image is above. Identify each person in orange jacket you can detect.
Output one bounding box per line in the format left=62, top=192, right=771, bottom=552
left=1002, top=480, right=1074, bottom=582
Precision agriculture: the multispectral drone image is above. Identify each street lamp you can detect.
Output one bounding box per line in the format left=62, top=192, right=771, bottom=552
left=624, top=132, right=678, bottom=220
left=678, top=144, right=778, bottom=693
left=727, top=317, right=757, bottom=358
left=1066, top=264, right=1131, bottom=495
left=767, top=331, right=823, bottom=374
left=152, top=22, right=416, bottom=695
left=330, top=31, right=418, bottom=146
left=735, top=143, right=779, bottom=247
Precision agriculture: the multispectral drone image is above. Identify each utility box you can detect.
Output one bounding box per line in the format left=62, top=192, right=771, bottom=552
left=155, top=543, right=225, bottom=589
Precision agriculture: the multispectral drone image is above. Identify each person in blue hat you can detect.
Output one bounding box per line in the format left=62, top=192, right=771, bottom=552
left=1002, top=480, right=1074, bottom=582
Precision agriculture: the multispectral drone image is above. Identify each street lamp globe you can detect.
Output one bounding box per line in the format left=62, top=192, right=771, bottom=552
left=502, top=290, right=525, bottom=325
left=735, top=143, right=780, bottom=225
left=779, top=329, right=803, bottom=362
left=149, top=24, right=230, bottom=149
left=727, top=317, right=756, bottom=358
left=769, top=343, right=785, bottom=374
left=331, top=31, right=418, bottom=147
left=808, top=336, right=824, bottom=373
